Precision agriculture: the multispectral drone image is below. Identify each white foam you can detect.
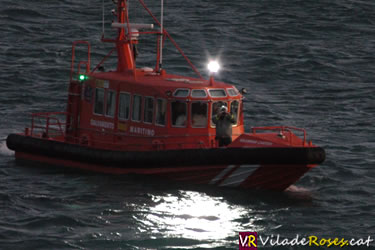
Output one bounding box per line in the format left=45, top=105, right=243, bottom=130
left=285, top=185, right=310, bottom=193
left=0, top=140, right=14, bottom=156
left=284, top=185, right=313, bottom=200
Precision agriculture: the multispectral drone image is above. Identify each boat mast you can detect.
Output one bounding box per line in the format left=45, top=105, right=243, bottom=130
left=116, top=0, right=135, bottom=72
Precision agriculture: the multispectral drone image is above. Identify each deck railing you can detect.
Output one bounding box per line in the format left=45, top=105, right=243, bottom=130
left=26, top=114, right=308, bottom=148
left=251, top=126, right=307, bottom=146
left=70, top=41, right=91, bottom=81
left=30, top=112, right=67, bottom=138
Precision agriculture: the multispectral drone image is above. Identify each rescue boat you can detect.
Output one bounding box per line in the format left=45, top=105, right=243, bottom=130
left=6, top=0, right=325, bottom=191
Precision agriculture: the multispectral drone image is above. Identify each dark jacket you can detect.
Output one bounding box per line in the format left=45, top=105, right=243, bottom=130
left=212, top=112, right=235, bottom=138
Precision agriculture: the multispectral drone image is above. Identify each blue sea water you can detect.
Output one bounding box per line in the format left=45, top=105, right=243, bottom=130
left=1, top=0, right=375, bottom=249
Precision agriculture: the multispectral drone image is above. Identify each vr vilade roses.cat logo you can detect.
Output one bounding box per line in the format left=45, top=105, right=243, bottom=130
left=239, top=232, right=257, bottom=250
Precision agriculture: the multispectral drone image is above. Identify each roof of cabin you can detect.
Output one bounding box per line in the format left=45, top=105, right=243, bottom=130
left=90, top=71, right=234, bottom=89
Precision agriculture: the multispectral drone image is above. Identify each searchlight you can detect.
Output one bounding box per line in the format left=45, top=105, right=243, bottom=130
left=207, top=60, right=220, bottom=73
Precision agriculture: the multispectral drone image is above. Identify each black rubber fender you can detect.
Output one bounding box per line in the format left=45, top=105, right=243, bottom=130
left=6, top=134, right=325, bottom=168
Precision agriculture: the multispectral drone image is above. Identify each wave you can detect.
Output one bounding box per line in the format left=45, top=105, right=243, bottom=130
left=0, top=140, right=13, bottom=156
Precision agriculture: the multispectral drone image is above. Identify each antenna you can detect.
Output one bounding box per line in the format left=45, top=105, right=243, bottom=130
left=102, top=0, right=105, bottom=36
left=159, top=0, right=164, bottom=70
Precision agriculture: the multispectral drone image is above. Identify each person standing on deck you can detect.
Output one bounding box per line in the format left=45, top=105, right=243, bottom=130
left=212, top=106, right=235, bottom=147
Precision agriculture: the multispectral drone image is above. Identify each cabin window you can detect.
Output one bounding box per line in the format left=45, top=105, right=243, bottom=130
left=173, top=89, right=190, bottom=97
left=106, top=90, right=116, bottom=117
left=119, top=92, right=131, bottom=120
left=171, top=101, right=187, bottom=127
left=227, top=88, right=238, bottom=96
left=191, top=102, right=208, bottom=128
left=156, top=98, right=167, bottom=126
left=211, top=101, right=227, bottom=127
left=230, top=100, right=239, bottom=126
left=94, top=88, right=105, bottom=115
left=191, top=89, right=207, bottom=98
left=132, top=95, right=142, bottom=122
left=144, top=97, right=154, bottom=124
left=208, top=89, right=226, bottom=97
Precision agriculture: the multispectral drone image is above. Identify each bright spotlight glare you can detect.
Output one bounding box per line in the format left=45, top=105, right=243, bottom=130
left=207, top=61, right=220, bottom=73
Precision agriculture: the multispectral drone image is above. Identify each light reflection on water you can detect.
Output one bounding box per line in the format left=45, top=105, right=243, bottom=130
left=135, top=190, right=265, bottom=243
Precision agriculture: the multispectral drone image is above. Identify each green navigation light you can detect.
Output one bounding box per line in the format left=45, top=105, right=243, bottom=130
left=79, top=74, right=87, bottom=81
